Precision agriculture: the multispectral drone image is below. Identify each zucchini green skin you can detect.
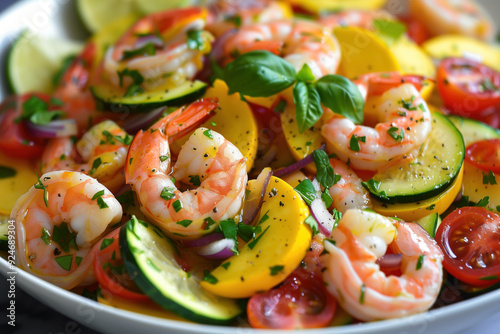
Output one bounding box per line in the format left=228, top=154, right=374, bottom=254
left=415, top=213, right=441, bottom=238
left=119, top=217, right=241, bottom=325
left=367, top=111, right=465, bottom=204
left=448, top=115, right=500, bottom=147
left=91, top=80, right=207, bottom=113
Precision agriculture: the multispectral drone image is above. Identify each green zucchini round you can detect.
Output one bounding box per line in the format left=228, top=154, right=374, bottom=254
left=119, top=216, right=242, bottom=325
left=91, top=80, right=207, bottom=113
left=366, top=111, right=465, bottom=204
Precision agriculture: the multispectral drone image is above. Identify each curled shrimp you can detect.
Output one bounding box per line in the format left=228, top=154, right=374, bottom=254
left=41, top=120, right=131, bottom=192
left=222, top=19, right=341, bottom=79
left=101, top=8, right=213, bottom=92
left=53, top=42, right=102, bottom=134
left=11, top=171, right=122, bottom=290
left=322, top=209, right=444, bottom=321
left=319, top=10, right=395, bottom=31
left=322, top=80, right=432, bottom=171
left=408, top=0, right=494, bottom=41
left=327, top=158, right=371, bottom=214
left=125, top=99, right=247, bottom=240
left=206, top=0, right=292, bottom=37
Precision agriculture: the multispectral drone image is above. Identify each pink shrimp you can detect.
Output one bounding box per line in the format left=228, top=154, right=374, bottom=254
left=328, top=158, right=371, bottom=214
left=41, top=120, right=131, bottom=193
left=125, top=99, right=248, bottom=240
left=322, top=209, right=444, bottom=321
left=322, top=76, right=432, bottom=171
left=222, top=19, right=341, bottom=79
left=11, top=171, right=122, bottom=290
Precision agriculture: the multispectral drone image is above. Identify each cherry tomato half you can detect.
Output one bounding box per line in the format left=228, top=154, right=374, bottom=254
left=354, top=72, right=430, bottom=97
left=247, top=268, right=337, bottom=329
left=94, top=228, right=150, bottom=301
left=437, top=57, right=500, bottom=118
left=0, top=94, right=47, bottom=159
left=399, top=15, right=431, bottom=45
left=465, top=138, right=500, bottom=174
left=435, top=206, right=500, bottom=287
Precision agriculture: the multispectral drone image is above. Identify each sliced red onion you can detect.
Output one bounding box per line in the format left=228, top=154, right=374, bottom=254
left=310, top=197, right=336, bottom=236
left=134, top=34, right=164, bottom=50
left=210, top=28, right=236, bottom=63
left=182, top=232, right=224, bottom=248
left=376, top=253, right=402, bottom=270
left=25, top=119, right=77, bottom=138
left=241, top=167, right=272, bottom=225
left=273, top=144, right=326, bottom=178
left=122, top=107, right=165, bottom=134
left=196, top=238, right=235, bottom=260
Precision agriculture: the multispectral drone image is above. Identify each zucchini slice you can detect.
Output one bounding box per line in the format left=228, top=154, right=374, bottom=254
left=448, top=115, right=500, bottom=147
left=415, top=212, right=441, bottom=238
left=119, top=216, right=242, bottom=324
left=92, top=80, right=207, bottom=113
left=366, top=111, right=464, bottom=203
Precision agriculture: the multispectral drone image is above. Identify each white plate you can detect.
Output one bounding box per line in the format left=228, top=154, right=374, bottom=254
left=1, top=0, right=500, bottom=333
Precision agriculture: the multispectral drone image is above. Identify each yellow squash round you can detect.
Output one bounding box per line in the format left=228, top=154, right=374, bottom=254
left=200, top=176, right=312, bottom=298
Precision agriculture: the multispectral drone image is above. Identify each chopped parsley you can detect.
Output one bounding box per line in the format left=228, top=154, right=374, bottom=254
left=100, top=238, right=114, bottom=250
left=34, top=171, right=49, bottom=207
left=387, top=126, right=405, bottom=142
left=203, top=270, right=218, bottom=284
left=55, top=255, right=73, bottom=271
left=160, top=187, right=175, bottom=200
left=349, top=134, right=366, bottom=152
left=269, top=265, right=285, bottom=276
left=483, top=171, right=497, bottom=185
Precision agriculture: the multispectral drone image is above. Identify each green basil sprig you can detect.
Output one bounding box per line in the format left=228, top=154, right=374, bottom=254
left=223, top=51, right=365, bottom=133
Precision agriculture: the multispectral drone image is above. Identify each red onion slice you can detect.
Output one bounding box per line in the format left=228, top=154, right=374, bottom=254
left=376, top=253, right=403, bottom=270
left=241, top=167, right=272, bottom=225
left=274, top=144, right=326, bottom=178
left=310, top=198, right=335, bottom=236
left=196, top=238, right=236, bottom=260
left=182, top=232, right=224, bottom=248
left=122, top=107, right=165, bottom=134
left=25, top=119, right=77, bottom=138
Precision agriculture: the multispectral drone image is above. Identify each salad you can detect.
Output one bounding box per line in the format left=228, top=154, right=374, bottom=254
left=1, top=0, right=500, bottom=330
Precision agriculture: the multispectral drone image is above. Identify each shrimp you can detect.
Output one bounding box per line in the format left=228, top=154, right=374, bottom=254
left=11, top=171, right=122, bottom=290
left=53, top=42, right=103, bottom=134
left=322, top=82, right=432, bottom=171
left=125, top=99, right=247, bottom=240
left=328, top=158, right=371, bottom=214
left=408, top=0, right=494, bottom=41
left=222, top=19, right=341, bottom=79
left=41, top=120, right=131, bottom=193
left=206, top=0, right=292, bottom=37
left=101, top=8, right=213, bottom=92
left=319, top=10, right=395, bottom=31
left=322, top=209, right=444, bottom=321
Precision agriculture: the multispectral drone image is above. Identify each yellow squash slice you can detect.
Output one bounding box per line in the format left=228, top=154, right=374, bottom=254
left=200, top=176, right=312, bottom=298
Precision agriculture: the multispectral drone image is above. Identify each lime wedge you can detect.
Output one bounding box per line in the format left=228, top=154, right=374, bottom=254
left=77, top=0, right=136, bottom=33
left=135, top=0, right=191, bottom=14
left=7, top=31, right=83, bottom=94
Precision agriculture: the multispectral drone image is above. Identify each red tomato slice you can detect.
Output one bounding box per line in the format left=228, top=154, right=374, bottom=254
left=399, top=15, right=431, bottom=45
left=247, top=268, right=337, bottom=329
left=94, top=228, right=150, bottom=301
left=465, top=138, right=500, bottom=174
left=0, top=94, right=47, bottom=159
left=437, top=57, right=500, bottom=118
left=435, top=207, right=500, bottom=287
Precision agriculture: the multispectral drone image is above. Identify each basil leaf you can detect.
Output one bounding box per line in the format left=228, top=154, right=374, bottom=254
left=316, top=75, right=364, bottom=124
left=294, top=179, right=316, bottom=205
left=313, top=149, right=337, bottom=189
left=293, top=81, right=323, bottom=133
left=296, top=63, right=315, bottom=82
left=373, top=19, right=407, bottom=43
left=223, top=51, right=296, bottom=97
